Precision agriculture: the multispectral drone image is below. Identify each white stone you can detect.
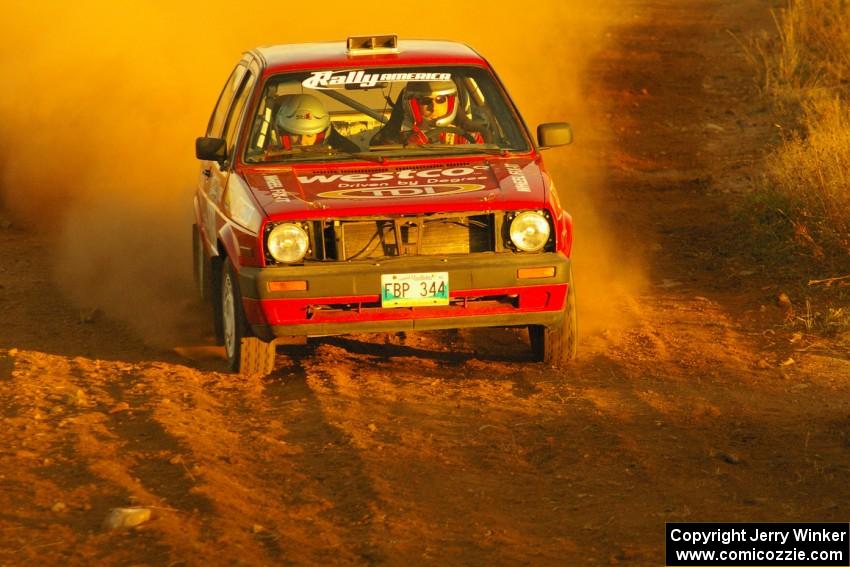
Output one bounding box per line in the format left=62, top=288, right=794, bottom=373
left=102, top=507, right=151, bottom=531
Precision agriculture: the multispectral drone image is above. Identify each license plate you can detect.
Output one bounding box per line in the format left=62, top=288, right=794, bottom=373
left=381, top=272, right=449, bottom=307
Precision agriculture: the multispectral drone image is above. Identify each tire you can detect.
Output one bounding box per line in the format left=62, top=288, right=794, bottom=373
left=220, top=261, right=276, bottom=376
left=529, top=270, right=577, bottom=367
left=192, top=225, right=212, bottom=303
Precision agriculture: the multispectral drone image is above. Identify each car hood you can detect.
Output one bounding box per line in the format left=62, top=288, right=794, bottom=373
left=242, top=156, right=547, bottom=219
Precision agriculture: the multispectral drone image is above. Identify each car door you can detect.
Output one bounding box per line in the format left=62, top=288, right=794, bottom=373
left=197, top=61, right=255, bottom=252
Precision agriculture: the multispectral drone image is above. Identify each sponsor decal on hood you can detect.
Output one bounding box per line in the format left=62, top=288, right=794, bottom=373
left=298, top=165, right=490, bottom=193
left=317, top=184, right=485, bottom=199
left=243, top=159, right=545, bottom=215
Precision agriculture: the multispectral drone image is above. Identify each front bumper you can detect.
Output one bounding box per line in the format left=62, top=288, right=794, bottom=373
left=238, top=252, right=571, bottom=338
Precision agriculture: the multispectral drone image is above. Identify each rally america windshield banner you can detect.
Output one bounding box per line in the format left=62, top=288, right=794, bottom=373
left=302, top=70, right=452, bottom=90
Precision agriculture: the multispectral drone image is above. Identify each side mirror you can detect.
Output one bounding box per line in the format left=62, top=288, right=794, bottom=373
left=537, top=123, right=573, bottom=148
left=195, top=137, right=227, bottom=162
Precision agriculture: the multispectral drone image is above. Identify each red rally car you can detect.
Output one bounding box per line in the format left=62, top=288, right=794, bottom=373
left=193, top=35, right=576, bottom=375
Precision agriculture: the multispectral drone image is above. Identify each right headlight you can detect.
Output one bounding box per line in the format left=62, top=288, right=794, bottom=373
left=509, top=211, right=551, bottom=252
left=267, top=223, right=309, bottom=263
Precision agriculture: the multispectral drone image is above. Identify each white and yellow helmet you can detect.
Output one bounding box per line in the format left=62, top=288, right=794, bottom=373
left=275, top=94, right=330, bottom=145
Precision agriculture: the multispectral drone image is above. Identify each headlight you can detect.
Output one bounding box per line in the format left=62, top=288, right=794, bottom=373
left=267, top=223, right=309, bottom=263
left=509, top=211, right=551, bottom=252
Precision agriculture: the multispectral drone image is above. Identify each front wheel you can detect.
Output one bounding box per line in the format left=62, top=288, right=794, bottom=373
left=529, top=272, right=577, bottom=367
left=220, top=261, right=276, bottom=376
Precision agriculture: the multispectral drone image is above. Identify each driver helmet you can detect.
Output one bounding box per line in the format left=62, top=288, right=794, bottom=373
left=403, top=80, right=458, bottom=128
left=274, top=94, right=330, bottom=148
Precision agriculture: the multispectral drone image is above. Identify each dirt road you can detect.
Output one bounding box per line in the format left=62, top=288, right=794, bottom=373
left=2, top=1, right=850, bottom=565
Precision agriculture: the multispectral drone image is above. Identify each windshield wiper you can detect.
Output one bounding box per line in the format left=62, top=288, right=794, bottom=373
left=406, top=144, right=513, bottom=157
left=329, top=149, right=388, bottom=164
left=248, top=145, right=388, bottom=164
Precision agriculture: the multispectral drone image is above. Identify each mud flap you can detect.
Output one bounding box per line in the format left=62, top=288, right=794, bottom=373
left=239, top=337, right=276, bottom=377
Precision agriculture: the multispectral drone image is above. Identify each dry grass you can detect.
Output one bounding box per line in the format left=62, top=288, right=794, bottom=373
left=745, top=0, right=850, bottom=265
left=743, top=0, right=850, bottom=100
left=793, top=299, right=850, bottom=336
left=765, top=97, right=850, bottom=256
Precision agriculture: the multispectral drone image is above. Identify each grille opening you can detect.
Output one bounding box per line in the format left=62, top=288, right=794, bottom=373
left=334, top=213, right=494, bottom=260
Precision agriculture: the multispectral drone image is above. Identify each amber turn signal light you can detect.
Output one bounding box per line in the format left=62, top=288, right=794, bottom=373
left=268, top=280, right=308, bottom=292
left=517, top=267, right=555, bottom=279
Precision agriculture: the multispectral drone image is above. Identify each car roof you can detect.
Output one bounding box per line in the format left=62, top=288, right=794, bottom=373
left=251, top=39, right=489, bottom=74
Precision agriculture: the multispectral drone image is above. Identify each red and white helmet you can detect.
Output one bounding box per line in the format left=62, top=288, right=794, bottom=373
left=403, top=80, right=458, bottom=128
left=275, top=94, right=330, bottom=147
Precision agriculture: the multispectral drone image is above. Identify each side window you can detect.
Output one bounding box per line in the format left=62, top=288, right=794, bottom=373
left=223, top=72, right=255, bottom=158
left=206, top=64, right=248, bottom=138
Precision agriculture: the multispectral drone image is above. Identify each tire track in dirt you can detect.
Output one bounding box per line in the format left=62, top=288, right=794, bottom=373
left=277, top=336, right=616, bottom=564
left=0, top=353, right=176, bottom=565
left=128, top=364, right=298, bottom=565
left=262, top=355, right=388, bottom=565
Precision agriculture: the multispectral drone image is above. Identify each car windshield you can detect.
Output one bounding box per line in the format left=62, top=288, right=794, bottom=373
left=243, top=65, right=530, bottom=164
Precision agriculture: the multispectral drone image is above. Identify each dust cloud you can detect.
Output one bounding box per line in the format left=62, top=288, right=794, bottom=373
left=0, top=1, right=641, bottom=345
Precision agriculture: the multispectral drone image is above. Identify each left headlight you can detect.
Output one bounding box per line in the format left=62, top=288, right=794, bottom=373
left=509, top=211, right=551, bottom=252
left=267, top=223, right=309, bottom=263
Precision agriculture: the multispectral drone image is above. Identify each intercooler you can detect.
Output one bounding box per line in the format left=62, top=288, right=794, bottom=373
left=317, top=213, right=498, bottom=260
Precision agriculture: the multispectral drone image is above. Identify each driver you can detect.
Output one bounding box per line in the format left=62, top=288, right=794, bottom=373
left=402, top=80, right=484, bottom=145
left=272, top=94, right=358, bottom=152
